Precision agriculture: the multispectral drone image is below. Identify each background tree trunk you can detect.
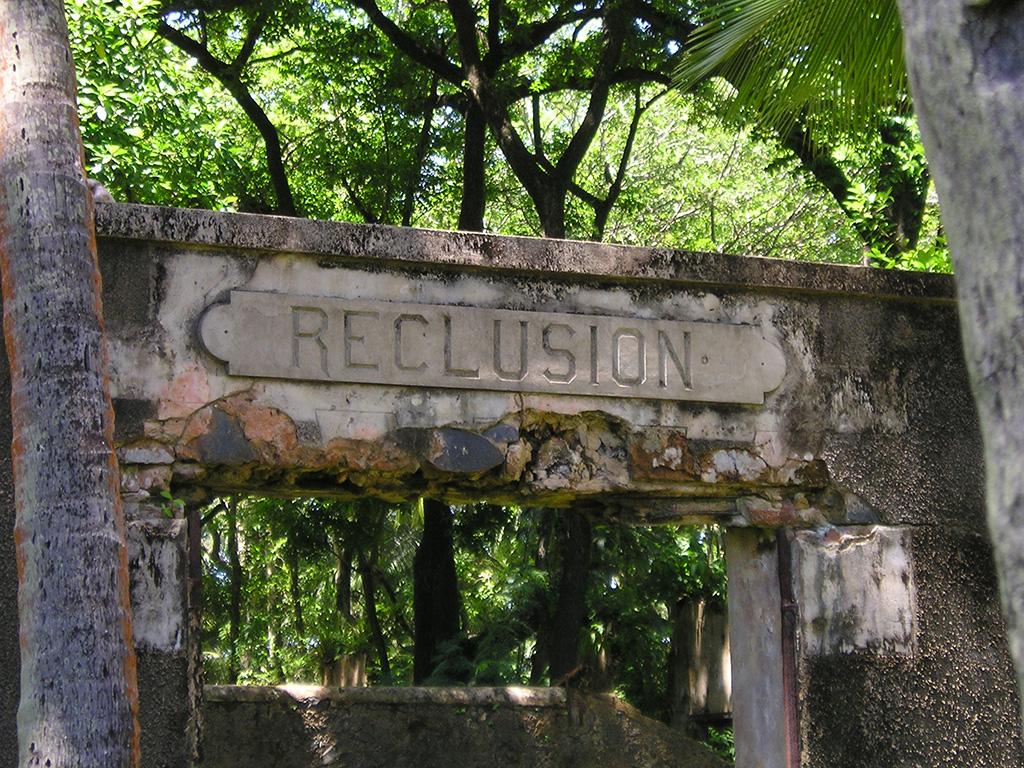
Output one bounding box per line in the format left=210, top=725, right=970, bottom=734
left=0, top=1, right=140, bottom=765
left=358, top=551, right=391, bottom=680
left=547, top=510, right=592, bottom=682
left=897, top=0, right=1024, bottom=725
left=413, top=499, right=463, bottom=683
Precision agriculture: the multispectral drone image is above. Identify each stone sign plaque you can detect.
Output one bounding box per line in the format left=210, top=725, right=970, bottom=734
left=200, top=290, right=786, bottom=404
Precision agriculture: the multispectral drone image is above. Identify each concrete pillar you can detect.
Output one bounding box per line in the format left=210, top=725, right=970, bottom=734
left=125, top=503, right=199, bottom=768
left=726, top=529, right=788, bottom=768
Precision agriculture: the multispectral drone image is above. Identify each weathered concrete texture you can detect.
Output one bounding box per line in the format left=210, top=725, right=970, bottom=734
left=137, top=651, right=194, bottom=768
left=797, top=528, right=1023, bottom=767
left=95, top=204, right=954, bottom=301
left=198, top=685, right=730, bottom=768
left=96, top=204, right=976, bottom=536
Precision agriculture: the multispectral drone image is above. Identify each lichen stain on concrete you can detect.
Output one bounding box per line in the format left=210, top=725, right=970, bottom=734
left=118, top=398, right=844, bottom=511
left=501, top=440, right=532, bottom=481
left=223, top=394, right=301, bottom=462
left=830, top=370, right=909, bottom=435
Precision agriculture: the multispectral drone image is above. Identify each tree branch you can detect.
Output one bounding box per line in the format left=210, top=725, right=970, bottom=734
left=500, top=5, right=602, bottom=65
left=448, top=0, right=548, bottom=209
left=555, top=3, right=628, bottom=181
left=347, top=0, right=464, bottom=84
left=232, top=9, right=269, bottom=71
left=157, top=20, right=297, bottom=215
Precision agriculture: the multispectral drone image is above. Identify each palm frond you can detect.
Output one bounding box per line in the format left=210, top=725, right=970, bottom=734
left=676, top=0, right=906, bottom=135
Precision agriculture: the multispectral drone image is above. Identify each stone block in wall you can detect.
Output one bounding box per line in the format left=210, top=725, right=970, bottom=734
left=127, top=517, right=188, bottom=653
left=791, top=526, right=916, bottom=657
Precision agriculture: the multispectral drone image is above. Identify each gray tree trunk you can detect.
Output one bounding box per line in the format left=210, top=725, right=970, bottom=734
left=897, top=0, right=1024, bottom=724
left=0, top=1, right=140, bottom=766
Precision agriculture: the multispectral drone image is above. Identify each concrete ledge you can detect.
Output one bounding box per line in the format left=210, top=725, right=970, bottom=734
left=95, top=203, right=955, bottom=302
left=204, top=684, right=566, bottom=708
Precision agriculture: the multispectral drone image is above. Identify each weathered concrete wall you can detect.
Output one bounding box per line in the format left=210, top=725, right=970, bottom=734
left=795, top=526, right=1023, bottom=767
left=198, top=685, right=730, bottom=768
left=0, top=203, right=1018, bottom=767
left=97, top=204, right=974, bottom=531
left=90, top=204, right=1019, bottom=768
left=126, top=508, right=200, bottom=768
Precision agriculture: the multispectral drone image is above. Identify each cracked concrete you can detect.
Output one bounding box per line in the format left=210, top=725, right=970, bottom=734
left=73, top=205, right=1021, bottom=768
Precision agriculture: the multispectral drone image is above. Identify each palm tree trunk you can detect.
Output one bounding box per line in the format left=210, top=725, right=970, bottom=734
left=0, top=1, right=140, bottom=765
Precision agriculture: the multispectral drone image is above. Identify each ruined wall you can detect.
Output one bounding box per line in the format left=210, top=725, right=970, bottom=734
left=795, top=526, right=1022, bottom=767
left=97, top=204, right=971, bottom=529
left=0, top=203, right=1018, bottom=767
left=91, top=204, right=1019, bottom=768
left=198, top=685, right=729, bottom=768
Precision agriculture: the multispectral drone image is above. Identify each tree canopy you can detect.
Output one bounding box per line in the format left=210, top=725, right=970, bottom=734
left=66, top=0, right=947, bottom=268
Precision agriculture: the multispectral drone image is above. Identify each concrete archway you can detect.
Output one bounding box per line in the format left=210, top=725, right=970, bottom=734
left=1, top=204, right=1017, bottom=767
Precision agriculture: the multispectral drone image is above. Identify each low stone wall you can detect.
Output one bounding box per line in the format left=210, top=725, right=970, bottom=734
left=198, top=685, right=730, bottom=768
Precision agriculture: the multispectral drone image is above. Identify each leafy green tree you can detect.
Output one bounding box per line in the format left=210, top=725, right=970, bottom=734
left=343, top=0, right=694, bottom=237
left=675, top=0, right=945, bottom=267
left=69, top=0, right=889, bottom=265
left=68, top=0, right=256, bottom=208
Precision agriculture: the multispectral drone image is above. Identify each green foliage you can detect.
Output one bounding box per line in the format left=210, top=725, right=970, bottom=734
left=201, top=497, right=418, bottom=684
left=869, top=236, right=951, bottom=273
left=158, top=490, right=184, bottom=518
left=68, top=0, right=255, bottom=208
left=588, top=525, right=726, bottom=718
left=68, top=0, right=949, bottom=271
left=676, top=0, right=905, bottom=136
left=703, top=725, right=736, bottom=762
left=201, top=497, right=728, bottom=730
left=580, top=91, right=866, bottom=261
